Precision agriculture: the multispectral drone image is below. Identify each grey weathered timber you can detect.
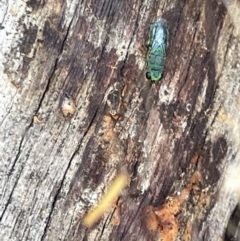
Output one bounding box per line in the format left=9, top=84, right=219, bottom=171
left=0, top=0, right=240, bottom=240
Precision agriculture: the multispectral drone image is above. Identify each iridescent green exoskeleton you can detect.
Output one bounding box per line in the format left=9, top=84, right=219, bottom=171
left=146, top=18, right=168, bottom=82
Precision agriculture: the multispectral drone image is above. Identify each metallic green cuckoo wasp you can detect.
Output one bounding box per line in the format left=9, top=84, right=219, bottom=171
left=146, top=18, right=168, bottom=82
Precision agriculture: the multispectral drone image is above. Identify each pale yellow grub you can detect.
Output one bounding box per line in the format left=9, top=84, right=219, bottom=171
left=83, top=174, right=128, bottom=227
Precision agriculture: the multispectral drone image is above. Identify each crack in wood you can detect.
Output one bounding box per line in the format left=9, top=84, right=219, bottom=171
left=0, top=0, right=9, bottom=26
left=0, top=133, right=27, bottom=221
left=119, top=192, right=149, bottom=241
left=119, top=0, right=144, bottom=80
left=35, top=16, right=75, bottom=116
left=40, top=98, right=101, bottom=240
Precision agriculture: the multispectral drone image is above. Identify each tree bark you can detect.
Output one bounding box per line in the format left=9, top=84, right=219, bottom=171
left=0, top=0, right=240, bottom=240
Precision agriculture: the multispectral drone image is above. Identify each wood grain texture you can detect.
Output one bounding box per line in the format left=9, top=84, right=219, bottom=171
left=0, top=0, right=240, bottom=240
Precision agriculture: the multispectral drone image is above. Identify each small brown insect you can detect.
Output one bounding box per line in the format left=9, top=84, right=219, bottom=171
left=61, top=95, right=76, bottom=118
left=106, top=88, right=121, bottom=120
left=33, top=115, right=41, bottom=123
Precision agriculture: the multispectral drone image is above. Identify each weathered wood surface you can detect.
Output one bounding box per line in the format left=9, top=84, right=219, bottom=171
left=0, top=0, right=240, bottom=240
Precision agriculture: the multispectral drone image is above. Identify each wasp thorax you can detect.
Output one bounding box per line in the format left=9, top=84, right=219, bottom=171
left=61, top=95, right=76, bottom=118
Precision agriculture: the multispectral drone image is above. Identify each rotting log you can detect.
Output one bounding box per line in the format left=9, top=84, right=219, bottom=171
left=0, top=0, right=240, bottom=240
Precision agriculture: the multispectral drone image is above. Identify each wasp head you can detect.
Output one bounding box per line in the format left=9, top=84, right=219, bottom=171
left=146, top=71, right=162, bottom=82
